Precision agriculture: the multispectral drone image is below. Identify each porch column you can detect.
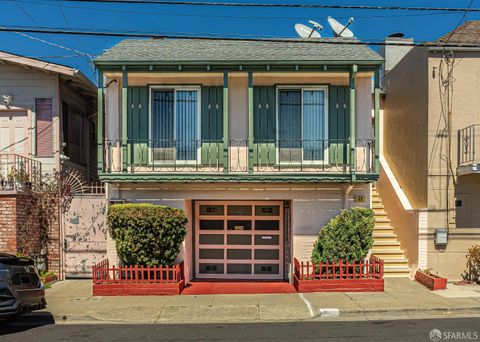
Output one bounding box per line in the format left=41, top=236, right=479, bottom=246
left=97, top=69, right=104, bottom=173
left=349, top=65, right=357, bottom=182
left=121, top=66, right=128, bottom=173
left=223, top=71, right=229, bottom=173
left=374, top=68, right=381, bottom=173
left=248, top=72, right=254, bottom=174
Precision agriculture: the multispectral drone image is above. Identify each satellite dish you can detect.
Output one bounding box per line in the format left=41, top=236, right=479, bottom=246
left=294, top=23, right=321, bottom=38
left=328, top=16, right=354, bottom=38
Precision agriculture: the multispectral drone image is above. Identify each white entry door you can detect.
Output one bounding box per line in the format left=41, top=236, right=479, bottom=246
left=0, top=111, right=30, bottom=154
left=195, top=201, right=284, bottom=280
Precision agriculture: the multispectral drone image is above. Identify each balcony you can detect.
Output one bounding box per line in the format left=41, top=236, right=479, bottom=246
left=458, top=125, right=480, bottom=176
left=0, top=154, right=42, bottom=191
left=100, top=139, right=376, bottom=182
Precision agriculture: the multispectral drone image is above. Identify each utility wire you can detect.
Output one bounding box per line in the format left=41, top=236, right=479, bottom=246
left=39, top=0, right=480, bottom=12
left=13, top=32, right=93, bottom=58
left=15, top=0, right=463, bottom=21
left=3, top=24, right=480, bottom=48
left=11, top=0, right=38, bottom=23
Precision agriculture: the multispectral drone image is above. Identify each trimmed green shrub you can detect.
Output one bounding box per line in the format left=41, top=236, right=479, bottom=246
left=107, top=203, right=188, bottom=266
left=311, top=207, right=374, bottom=263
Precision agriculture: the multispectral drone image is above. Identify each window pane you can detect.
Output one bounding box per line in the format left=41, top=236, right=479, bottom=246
left=278, top=90, right=301, bottom=162
left=176, top=90, right=198, bottom=160
left=303, top=90, right=326, bottom=161
left=152, top=90, right=175, bottom=160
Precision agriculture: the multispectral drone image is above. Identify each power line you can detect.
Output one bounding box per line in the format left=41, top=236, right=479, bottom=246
left=41, top=0, right=480, bottom=12
left=2, top=24, right=480, bottom=48
left=15, top=0, right=464, bottom=21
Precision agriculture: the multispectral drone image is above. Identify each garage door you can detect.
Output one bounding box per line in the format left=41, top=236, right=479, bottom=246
left=195, top=201, right=284, bottom=280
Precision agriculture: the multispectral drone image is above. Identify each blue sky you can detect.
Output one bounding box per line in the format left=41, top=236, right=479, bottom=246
left=1, top=0, right=478, bottom=81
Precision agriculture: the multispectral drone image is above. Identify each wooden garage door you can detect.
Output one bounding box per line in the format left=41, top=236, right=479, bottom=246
left=195, top=201, right=284, bottom=280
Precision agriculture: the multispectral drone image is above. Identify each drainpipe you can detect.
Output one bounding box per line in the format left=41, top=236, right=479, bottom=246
left=349, top=65, right=357, bottom=182
left=344, top=184, right=354, bottom=209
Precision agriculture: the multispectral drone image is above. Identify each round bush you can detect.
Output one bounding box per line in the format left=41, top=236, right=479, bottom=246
left=311, top=207, right=374, bottom=263
left=107, top=203, right=188, bottom=266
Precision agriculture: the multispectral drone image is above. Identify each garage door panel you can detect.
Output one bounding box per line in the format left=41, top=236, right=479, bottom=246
left=254, top=264, right=279, bottom=275
left=227, top=235, right=251, bottom=245
left=199, top=234, right=224, bottom=245
left=200, top=220, right=224, bottom=230
left=199, top=248, right=224, bottom=259
left=227, top=249, right=252, bottom=260
left=227, top=264, right=251, bottom=274
left=254, top=235, right=279, bottom=245
left=254, top=220, right=280, bottom=230
left=254, top=249, right=280, bottom=260
left=199, top=263, right=224, bottom=274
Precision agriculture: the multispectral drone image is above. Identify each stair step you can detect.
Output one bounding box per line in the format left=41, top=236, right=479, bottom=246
left=372, top=233, right=398, bottom=239
left=372, top=243, right=401, bottom=250
left=375, top=218, right=391, bottom=223
left=370, top=250, right=405, bottom=258
left=373, top=229, right=394, bottom=235
left=372, top=204, right=384, bottom=210
left=373, top=210, right=388, bottom=216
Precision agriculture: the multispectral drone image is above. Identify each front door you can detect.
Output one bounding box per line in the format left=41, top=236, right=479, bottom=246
left=195, top=201, right=284, bottom=280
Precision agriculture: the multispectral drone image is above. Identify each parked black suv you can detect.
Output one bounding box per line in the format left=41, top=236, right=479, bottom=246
left=0, top=253, right=46, bottom=322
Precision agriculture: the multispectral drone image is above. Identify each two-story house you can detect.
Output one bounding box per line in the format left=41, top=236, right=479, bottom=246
left=95, top=38, right=392, bottom=282
left=0, top=50, right=97, bottom=277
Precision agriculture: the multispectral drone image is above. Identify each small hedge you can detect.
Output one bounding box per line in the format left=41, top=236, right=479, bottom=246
left=312, top=207, right=374, bottom=263
left=107, top=203, right=188, bottom=266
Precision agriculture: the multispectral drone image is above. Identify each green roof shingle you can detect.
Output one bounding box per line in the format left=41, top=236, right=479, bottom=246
left=95, top=38, right=383, bottom=65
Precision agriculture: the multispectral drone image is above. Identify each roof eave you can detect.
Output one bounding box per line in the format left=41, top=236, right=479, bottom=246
left=94, top=59, right=384, bottom=67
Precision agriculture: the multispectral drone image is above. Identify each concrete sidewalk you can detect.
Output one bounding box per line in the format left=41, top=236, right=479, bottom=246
left=43, top=278, right=480, bottom=324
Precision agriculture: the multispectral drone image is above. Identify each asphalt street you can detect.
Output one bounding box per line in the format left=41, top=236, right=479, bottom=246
left=1, top=313, right=479, bottom=342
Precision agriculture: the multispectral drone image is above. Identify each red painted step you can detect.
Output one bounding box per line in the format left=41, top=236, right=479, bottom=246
left=181, top=280, right=297, bottom=295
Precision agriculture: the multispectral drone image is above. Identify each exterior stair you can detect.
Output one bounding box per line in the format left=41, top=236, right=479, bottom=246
left=370, top=186, right=411, bottom=277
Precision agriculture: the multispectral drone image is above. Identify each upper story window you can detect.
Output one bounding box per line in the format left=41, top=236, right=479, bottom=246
left=277, top=87, right=328, bottom=162
left=150, top=87, right=200, bottom=161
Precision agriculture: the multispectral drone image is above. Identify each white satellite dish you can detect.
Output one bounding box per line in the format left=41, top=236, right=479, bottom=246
left=328, top=16, right=354, bottom=38
left=294, top=23, right=321, bottom=38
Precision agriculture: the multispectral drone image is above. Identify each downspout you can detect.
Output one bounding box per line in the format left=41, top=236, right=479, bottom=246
left=344, top=184, right=354, bottom=209
left=349, top=65, right=358, bottom=182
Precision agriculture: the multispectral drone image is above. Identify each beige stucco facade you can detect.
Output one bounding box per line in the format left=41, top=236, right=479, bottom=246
left=382, top=47, right=480, bottom=280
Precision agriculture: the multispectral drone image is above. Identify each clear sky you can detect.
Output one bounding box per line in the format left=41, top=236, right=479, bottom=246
left=1, top=0, right=478, bottom=81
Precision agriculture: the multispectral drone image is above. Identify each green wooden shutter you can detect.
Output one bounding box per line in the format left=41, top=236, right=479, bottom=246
left=200, top=86, right=223, bottom=166
left=127, top=86, right=149, bottom=166
left=253, top=86, right=276, bottom=166
left=328, top=86, right=350, bottom=165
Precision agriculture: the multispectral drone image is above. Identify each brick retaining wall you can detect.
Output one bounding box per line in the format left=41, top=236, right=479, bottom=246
left=0, top=192, right=60, bottom=274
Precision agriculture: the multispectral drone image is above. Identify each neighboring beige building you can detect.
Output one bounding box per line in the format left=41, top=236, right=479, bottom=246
left=379, top=23, right=480, bottom=280
left=0, top=51, right=98, bottom=182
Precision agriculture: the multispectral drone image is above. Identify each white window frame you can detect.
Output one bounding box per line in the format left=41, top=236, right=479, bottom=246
left=275, top=85, right=329, bottom=165
left=148, top=85, right=201, bottom=164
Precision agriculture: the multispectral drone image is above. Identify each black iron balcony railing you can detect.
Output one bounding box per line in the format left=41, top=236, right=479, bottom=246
left=0, top=154, right=42, bottom=191
left=103, top=139, right=375, bottom=175
left=458, top=125, right=479, bottom=166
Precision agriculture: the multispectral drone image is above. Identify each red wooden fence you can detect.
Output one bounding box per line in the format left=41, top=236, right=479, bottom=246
left=294, top=255, right=384, bottom=281
left=293, top=255, right=385, bottom=292
left=92, top=260, right=185, bottom=296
